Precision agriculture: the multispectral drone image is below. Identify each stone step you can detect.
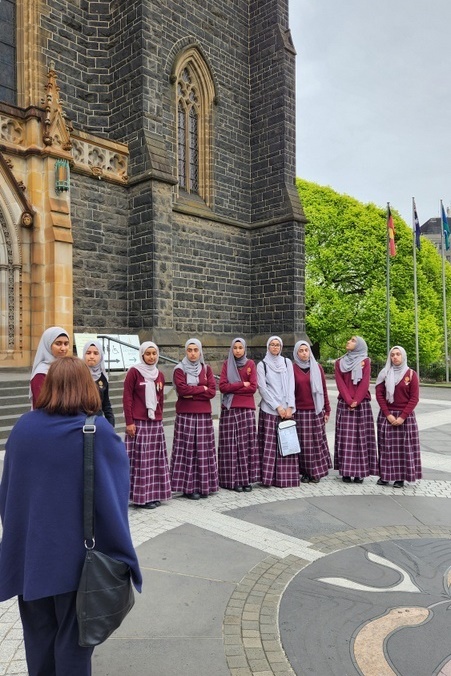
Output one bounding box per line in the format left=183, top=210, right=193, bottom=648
left=0, top=374, right=217, bottom=454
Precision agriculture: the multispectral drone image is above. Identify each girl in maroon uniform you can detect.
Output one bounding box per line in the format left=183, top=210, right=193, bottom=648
left=375, top=346, right=421, bottom=488
left=257, top=335, right=299, bottom=487
left=29, top=326, right=70, bottom=408
left=123, top=341, right=171, bottom=509
left=334, top=335, right=378, bottom=483
left=170, top=338, right=218, bottom=499
left=218, top=337, right=259, bottom=492
left=293, top=340, right=331, bottom=483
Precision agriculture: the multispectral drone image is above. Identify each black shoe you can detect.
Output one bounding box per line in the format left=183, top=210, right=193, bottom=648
left=143, top=501, right=157, bottom=509
left=393, top=481, right=404, bottom=488
left=234, top=485, right=244, bottom=492
left=301, top=475, right=310, bottom=483
left=377, top=479, right=389, bottom=486
left=243, top=485, right=252, bottom=492
left=183, top=492, right=200, bottom=500
left=154, top=500, right=162, bottom=507
left=199, top=493, right=208, bottom=498
left=309, top=477, right=320, bottom=484
left=342, top=476, right=352, bottom=483
left=354, top=477, right=364, bottom=484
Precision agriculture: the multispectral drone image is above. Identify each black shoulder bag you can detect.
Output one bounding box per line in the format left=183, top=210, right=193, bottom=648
left=76, top=415, right=135, bottom=647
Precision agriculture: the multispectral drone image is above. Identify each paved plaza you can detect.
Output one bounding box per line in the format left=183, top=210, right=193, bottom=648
left=1, top=384, right=451, bottom=675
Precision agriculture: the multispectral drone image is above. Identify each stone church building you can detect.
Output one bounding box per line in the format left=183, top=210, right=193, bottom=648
left=0, top=0, right=306, bottom=368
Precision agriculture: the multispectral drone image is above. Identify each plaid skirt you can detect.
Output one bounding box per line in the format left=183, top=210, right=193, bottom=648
left=377, top=410, right=422, bottom=482
left=258, top=411, right=300, bottom=487
left=334, top=399, right=378, bottom=477
left=294, top=410, right=332, bottom=480
left=218, top=408, right=260, bottom=488
left=126, top=419, right=172, bottom=505
left=170, top=413, right=219, bottom=495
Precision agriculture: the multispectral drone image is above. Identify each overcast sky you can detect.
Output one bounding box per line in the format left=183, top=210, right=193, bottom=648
left=288, top=0, right=451, bottom=224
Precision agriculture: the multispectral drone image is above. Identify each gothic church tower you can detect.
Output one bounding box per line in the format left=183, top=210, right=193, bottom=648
left=0, top=0, right=305, bottom=366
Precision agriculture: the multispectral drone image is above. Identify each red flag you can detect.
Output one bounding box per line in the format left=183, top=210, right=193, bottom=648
left=387, top=205, right=396, bottom=256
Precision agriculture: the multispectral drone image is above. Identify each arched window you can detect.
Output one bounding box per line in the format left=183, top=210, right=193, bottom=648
left=0, top=0, right=16, bottom=104
left=173, top=48, right=215, bottom=206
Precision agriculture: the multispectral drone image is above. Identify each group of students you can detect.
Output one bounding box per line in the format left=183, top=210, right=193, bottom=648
left=0, top=327, right=422, bottom=676
left=29, top=328, right=422, bottom=509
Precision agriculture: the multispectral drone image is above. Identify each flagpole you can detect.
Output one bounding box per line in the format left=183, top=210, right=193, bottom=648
left=440, top=199, right=449, bottom=383
left=386, top=202, right=391, bottom=353
left=412, top=198, right=420, bottom=376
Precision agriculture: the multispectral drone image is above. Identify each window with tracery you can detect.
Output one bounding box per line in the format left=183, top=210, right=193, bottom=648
left=173, top=49, right=216, bottom=205
left=0, top=0, right=16, bottom=105
left=177, top=68, right=199, bottom=194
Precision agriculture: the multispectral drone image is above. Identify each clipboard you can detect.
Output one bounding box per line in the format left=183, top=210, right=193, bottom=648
left=277, top=419, right=301, bottom=457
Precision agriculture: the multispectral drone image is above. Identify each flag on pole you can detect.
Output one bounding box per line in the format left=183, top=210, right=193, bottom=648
left=441, top=202, right=450, bottom=251
left=413, top=198, right=421, bottom=250
left=387, top=204, right=396, bottom=256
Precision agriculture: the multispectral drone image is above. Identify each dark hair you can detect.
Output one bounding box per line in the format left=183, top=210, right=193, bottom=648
left=36, top=357, right=101, bottom=415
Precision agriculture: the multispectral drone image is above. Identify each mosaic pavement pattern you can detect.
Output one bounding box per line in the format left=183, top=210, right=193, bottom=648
left=0, top=390, right=451, bottom=674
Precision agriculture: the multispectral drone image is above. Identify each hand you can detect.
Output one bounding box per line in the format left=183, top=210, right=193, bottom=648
left=126, top=424, right=136, bottom=437
left=393, top=417, right=404, bottom=426
left=324, top=413, right=330, bottom=423
left=350, top=401, right=358, bottom=408
left=243, top=381, right=251, bottom=387
left=204, top=386, right=208, bottom=391
left=387, top=414, right=397, bottom=425
left=277, top=406, right=286, bottom=418
left=285, top=407, right=293, bottom=419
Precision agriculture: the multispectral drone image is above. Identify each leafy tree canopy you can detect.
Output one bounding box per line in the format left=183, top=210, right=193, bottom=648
left=297, top=178, right=450, bottom=365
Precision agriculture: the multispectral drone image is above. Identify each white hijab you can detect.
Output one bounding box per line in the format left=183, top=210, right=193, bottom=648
left=339, top=336, right=368, bottom=385
left=262, top=335, right=289, bottom=401
left=173, top=338, right=204, bottom=385
left=375, top=345, right=409, bottom=403
left=132, top=341, right=160, bottom=419
left=29, top=326, right=70, bottom=400
left=223, top=337, right=248, bottom=410
left=82, top=340, right=107, bottom=382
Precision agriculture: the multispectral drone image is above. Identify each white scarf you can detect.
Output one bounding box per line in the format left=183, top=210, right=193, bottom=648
left=375, top=345, right=409, bottom=403
left=132, top=341, right=159, bottom=419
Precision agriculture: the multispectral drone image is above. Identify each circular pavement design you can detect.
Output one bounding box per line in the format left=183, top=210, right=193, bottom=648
left=279, top=536, right=451, bottom=676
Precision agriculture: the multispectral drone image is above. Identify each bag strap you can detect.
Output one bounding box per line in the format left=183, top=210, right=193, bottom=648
left=83, top=415, right=97, bottom=548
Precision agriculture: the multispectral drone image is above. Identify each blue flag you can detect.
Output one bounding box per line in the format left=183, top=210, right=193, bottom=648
left=441, top=203, right=450, bottom=251
left=413, top=198, right=421, bottom=250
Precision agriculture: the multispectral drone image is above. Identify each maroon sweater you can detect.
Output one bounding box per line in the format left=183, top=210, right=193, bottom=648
left=334, top=357, right=372, bottom=406
left=123, top=368, right=165, bottom=424
left=30, top=373, right=46, bottom=408
left=375, top=369, right=419, bottom=420
left=174, top=364, right=216, bottom=414
left=219, top=359, right=257, bottom=410
left=293, top=364, right=330, bottom=413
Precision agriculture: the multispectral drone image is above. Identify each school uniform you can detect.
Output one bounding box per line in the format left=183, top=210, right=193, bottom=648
left=218, top=358, right=260, bottom=489
left=293, top=363, right=332, bottom=480
left=257, top=337, right=300, bottom=488
left=170, top=363, right=219, bottom=496
left=376, top=368, right=421, bottom=482
left=123, top=367, right=171, bottom=505
left=334, top=356, right=378, bottom=478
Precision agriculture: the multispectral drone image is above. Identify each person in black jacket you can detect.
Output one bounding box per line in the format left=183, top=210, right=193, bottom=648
left=82, top=340, right=115, bottom=426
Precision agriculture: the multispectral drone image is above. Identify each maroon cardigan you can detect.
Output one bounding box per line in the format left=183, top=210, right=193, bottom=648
left=219, top=359, right=257, bottom=410
left=174, top=364, right=216, bottom=414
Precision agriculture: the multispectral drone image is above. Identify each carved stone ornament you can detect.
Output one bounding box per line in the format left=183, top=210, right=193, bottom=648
left=42, top=62, right=73, bottom=151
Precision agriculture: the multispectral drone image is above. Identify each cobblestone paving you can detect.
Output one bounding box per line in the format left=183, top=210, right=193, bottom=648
left=1, top=390, right=451, bottom=675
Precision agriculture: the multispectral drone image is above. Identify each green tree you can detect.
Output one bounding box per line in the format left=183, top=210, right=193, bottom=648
left=298, top=178, right=449, bottom=365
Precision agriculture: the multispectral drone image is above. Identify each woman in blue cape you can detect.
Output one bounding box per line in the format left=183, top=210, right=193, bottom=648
left=0, top=357, right=142, bottom=676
